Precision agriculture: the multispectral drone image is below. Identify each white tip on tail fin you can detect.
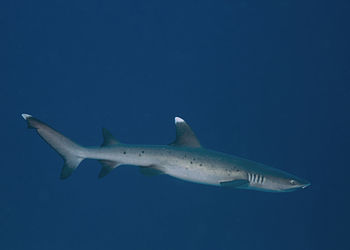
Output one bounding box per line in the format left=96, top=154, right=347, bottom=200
left=21, top=113, right=32, bottom=120
left=175, top=117, right=185, bottom=123
left=22, top=113, right=88, bottom=179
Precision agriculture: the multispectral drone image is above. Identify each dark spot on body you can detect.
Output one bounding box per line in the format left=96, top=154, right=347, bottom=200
left=190, top=161, right=192, bottom=164
left=139, top=154, right=141, bottom=156
left=123, top=151, right=126, bottom=154
left=142, top=151, right=144, bottom=154
left=199, top=164, right=202, bottom=166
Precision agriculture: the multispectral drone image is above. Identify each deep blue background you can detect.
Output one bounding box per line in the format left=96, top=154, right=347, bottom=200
left=2, top=0, right=349, bottom=249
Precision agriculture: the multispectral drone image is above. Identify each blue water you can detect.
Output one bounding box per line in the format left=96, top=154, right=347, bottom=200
left=2, top=1, right=349, bottom=249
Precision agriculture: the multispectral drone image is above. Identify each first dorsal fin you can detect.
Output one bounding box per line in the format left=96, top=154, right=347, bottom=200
left=170, top=117, right=201, bottom=148
left=101, top=128, right=119, bottom=147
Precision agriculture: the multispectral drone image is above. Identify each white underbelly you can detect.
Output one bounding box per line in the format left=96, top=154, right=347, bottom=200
left=164, top=165, right=221, bottom=186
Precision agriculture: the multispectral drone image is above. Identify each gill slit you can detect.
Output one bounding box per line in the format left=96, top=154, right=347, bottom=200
left=248, top=173, right=265, bottom=184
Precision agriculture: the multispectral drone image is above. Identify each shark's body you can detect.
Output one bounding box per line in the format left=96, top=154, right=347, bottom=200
left=22, top=114, right=310, bottom=192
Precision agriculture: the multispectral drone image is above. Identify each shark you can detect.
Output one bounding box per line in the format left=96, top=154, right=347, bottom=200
left=21, top=114, right=310, bottom=192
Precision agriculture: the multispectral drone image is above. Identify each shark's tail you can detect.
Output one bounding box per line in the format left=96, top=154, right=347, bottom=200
left=21, top=114, right=89, bottom=179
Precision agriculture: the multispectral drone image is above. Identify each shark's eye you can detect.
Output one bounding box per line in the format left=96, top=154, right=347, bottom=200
left=289, top=179, right=296, bottom=185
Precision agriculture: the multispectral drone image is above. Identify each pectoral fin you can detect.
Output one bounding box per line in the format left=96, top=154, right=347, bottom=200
left=220, top=179, right=249, bottom=188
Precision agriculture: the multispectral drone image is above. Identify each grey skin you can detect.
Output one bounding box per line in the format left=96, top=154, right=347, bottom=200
left=21, top=114, right=310, bottom=192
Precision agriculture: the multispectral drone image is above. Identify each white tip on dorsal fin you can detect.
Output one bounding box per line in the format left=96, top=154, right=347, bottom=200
left=21, top=113, right=32, bottom=120
left=170, top=117, right=201, bottom=148
left=175, top=117, right=185, bottom=123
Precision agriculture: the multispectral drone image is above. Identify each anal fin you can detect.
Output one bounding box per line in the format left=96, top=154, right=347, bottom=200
left=60, top=157, right=83, bottom=179
left=98, top=160, right=120, bottom=178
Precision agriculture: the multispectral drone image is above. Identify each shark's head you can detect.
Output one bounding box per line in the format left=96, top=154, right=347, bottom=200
left=259, top=169, right=311, bottom=192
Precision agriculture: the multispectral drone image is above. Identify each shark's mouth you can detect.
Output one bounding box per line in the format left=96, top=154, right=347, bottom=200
left=284, top=183, right=311, bottom=192
left=301, top=183, right=311, bottom=189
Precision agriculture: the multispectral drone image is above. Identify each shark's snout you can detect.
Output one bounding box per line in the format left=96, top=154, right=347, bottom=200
left=301, top=181, right=311, bottom=189
left=295, top=177, right=311, bottom=189
left=276, top=175, right=311, bottom=192
left=290, top=178, right=311, bottom=191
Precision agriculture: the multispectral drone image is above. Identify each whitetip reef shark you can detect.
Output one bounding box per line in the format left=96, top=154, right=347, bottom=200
left=21, top=114, right=310, bottom=192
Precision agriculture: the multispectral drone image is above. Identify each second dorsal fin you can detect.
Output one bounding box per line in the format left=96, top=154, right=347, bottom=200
left=101, top=128, right=119, bottom=147
left=170, top=117, right=201, bottom=148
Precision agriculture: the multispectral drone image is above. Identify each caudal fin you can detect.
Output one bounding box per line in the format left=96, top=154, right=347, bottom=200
left=21, top=113, right=88, bottom=179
